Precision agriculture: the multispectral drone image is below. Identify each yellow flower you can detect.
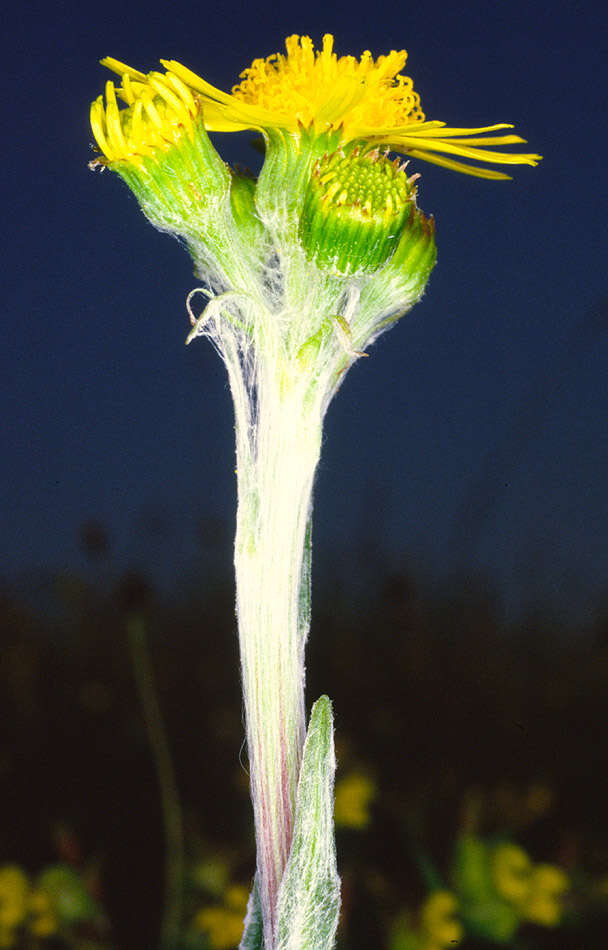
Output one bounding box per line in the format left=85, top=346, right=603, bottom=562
left=0, top=866, right=29, bottom=948
left=194, top=906, right=244, bottom=949
left=28, top=889, right=58, bottom=938
left=419, top=890, right=463, bottom=950
left=519, top=864, right=568, bottom=927
left=334, top=772, right=376, bottom=829
left=491, top=843, right=533, bottom=904
left=224, top=884, right=249, bottom=910
left=93, top=34, right=541, bottom=180
left=194, top=884, right=249, bottom=949
left=0, top=866, right=29, bottom=929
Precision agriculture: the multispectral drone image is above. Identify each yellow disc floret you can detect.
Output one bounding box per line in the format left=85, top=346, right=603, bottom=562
left=232, top=34, right=424, bottom=137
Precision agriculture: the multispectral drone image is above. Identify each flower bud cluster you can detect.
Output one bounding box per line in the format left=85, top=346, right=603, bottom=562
left=91, top=74, right=437, bottom=365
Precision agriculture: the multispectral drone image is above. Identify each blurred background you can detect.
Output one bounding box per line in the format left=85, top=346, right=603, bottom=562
left=2, top=0, right=607, bottom=946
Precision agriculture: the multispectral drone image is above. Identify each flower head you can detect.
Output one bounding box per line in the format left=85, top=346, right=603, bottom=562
left=27, top=890, right=58, bottom=939
left=193, top=885, right=249, bottom=949
left=519, top=864, right=569, bottom=927
left=419, top=890, right=463, bottom=950
left=334, top=771, right=376, bottom=828
left=152, top=34, right=541, bottom=180
left=90, top=59, right=234, bottom=277
left=491, top=842, right=533, bottom=904
left=0, top=866, right=29, bottom=940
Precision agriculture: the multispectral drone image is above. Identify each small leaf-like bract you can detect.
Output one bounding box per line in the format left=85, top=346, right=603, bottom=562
left=275, top=695, right=340, bottom=950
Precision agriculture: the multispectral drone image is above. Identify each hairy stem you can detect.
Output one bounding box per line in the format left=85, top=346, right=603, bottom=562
left=233, top=363, right=323, bottom=948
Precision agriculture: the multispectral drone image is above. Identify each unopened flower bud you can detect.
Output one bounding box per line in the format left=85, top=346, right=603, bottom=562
left=299, top=146, right=417, bottom=276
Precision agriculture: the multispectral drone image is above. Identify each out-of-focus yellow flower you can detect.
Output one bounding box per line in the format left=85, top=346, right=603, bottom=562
left=519, top=864, right=568, bottom=927
left=191, top=855, right=231, bottom=898
left=0, top=866, right=29, bottom=947
left=419, top=890, right=463, bottom=950
left=94, top=35, right=541, bottom=179
left=224, top=885, right=249, bottom=910
left=194, top=906, right=245, bottom=949
left=28, top=889, right=58, bottom=938
left=194, top=884, right=249, bottom=949
left=493, top=782, right=555, bottom=827
left=491, top=843, right=533, bottom=904
left=334, top=772, right=376, bottom=829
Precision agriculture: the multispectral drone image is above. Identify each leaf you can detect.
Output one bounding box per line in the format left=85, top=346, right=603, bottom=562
left=275, top=695, right=341, bottom=950
left=239, top=875, right=264, bottom=950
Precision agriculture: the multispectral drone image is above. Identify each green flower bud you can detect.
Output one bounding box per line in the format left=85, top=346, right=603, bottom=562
left=298, top=145, right=417, bottom=276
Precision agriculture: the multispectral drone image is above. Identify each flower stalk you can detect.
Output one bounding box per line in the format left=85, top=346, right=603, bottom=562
left=233, top=372, right=321, bottom=941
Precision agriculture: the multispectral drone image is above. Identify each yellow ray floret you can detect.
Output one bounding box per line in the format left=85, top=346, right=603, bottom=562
left=90, top=62, right=200, bottom=163
left=92, top=35, right=541, bottom=179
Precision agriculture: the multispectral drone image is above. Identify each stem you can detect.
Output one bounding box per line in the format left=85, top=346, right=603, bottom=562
left=127, top=614, right=184, bottom=950
left=233, top=365, right=323, bottom=948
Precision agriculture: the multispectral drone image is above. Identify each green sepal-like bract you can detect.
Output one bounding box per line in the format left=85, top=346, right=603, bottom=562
left=254, top=127, right=342, bottom=245
left=354, top=205, right=437, bottom=347
left=275, top=695, right=340, bottom=950
left=113, top=120, right=230, bottom=244
left=230, top=171, right=269, bottom=251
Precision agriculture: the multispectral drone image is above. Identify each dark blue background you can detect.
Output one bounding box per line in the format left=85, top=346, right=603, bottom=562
left=3, top=0, right=606, bottom=623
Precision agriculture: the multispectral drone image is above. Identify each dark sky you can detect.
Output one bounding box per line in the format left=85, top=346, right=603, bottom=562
left=3, top=0, right=606, bottom=623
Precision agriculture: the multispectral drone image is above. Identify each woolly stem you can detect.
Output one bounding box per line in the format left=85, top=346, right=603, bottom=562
left=233, top=356, right=323, bottom=948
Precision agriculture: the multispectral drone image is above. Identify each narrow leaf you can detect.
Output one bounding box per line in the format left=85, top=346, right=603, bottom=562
left=239, top=874, right=264, bottom=950
left=275, top=695, right=341, bottom=950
